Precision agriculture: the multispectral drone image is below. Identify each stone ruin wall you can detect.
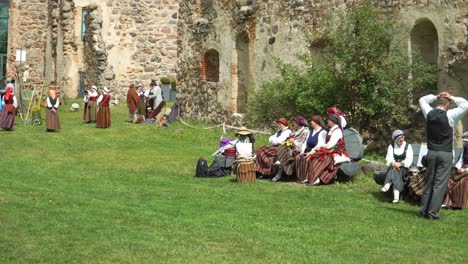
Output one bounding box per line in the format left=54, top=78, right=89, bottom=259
left=7, top=0, right=49, bottom=86
left=178, top=0, right=468, bottom=129
left=6, top=0, right=178, bottom=99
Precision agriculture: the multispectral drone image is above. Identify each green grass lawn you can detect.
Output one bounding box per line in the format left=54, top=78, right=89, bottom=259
left=1, top=103, right=467, bottom=263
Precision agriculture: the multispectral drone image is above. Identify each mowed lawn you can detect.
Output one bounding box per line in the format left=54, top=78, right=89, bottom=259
left=1, top=102, right=468, bottom=263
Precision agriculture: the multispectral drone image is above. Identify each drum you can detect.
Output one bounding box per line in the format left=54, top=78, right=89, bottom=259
left=235, top=161, right=256, bottom=183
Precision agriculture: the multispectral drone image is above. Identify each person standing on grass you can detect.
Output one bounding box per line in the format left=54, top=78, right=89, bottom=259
left=126, top=83, right=140, bottom=123
left=145, top=80, right=163, bottom=110
left=0, top=87, right=17, bottom=131
left=96, top=87, right=111, bottom=129
left=380, top=130, right=413, bottom=204
left=84, top=85, right=98, bottom=123
left=45, top=87, right=61, bottom=132
left=419, top=91, right=468, bottom=220
left=137, top=83, right=146, bottom=116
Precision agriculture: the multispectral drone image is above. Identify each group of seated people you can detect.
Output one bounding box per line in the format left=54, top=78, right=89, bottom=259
left=379, top=129, right=468, bottom=208
left=254, top=107, right=350, bottom=186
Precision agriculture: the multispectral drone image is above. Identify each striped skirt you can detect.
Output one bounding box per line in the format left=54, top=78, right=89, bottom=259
left=408, top=171, right=426, bottom=200
left=46, top=109, right=61, bottom=131
left=255, top=145, right=279, bottom=176
left=85, top=101, right=97, bottom=122
left=276, top=145, right=297, bottom=176
left=307, top=154, right=340, bottom=184
left=295, top=155, right=310, bottom=182
left=0, top=107, right=15, bottom=130
left=444, top=173, right=468, bottom=209
left=96, top=106, right=111, bottom=128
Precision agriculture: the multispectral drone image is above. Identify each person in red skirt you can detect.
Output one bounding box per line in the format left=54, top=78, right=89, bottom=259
left=96, top=87, right=111, bottom=128
left=0, top=87, right=17, bottom=131
left=303, top=114, right=349, bottom=186
left=255, top=118, right=292, bottom=178
left=46, top=88, right=61, bottom=132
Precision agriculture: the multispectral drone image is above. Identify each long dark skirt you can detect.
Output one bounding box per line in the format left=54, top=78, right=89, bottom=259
left=308, top=155, right=340, bottom=184
left=85, top=101, right=97, bottom=122
left=276, top=145, right=297, bottom=176
left=46, top=109, right=61, bottom=131
left=444, top=171, right=468, bottom=208
left=138, top=100, right=146, bottom=116
left=0, top=107, right=15, bottom=130
left=96, top=106, right=111, bottom=128
left=255, top=145, right=279, bottom=176
left=384, top=167, right=409, bottom=192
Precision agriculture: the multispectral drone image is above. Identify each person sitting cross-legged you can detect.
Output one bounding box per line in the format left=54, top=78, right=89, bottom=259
left=380, top=130, right=413, bottom=203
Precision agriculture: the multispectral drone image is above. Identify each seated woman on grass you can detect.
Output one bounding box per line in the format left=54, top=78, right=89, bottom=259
left=380, top=130, right=413, bottom=204
left=443, top=132, right=468, bottom=209
left=273, top=116, right=310, bottom=182
left=295, top=115, right=327, bottom=183
left=255, top=118, right=291, bottom=178
left=303, top=114, right=349, bottom=186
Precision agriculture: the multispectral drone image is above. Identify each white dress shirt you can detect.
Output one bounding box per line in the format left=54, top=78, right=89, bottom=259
left=301, top=128, right=327, bottom=153
left=385, top=141, right=413, bottom=168
left=145, top=86, right=163, bottom=109
left=46, top=97, right=60, bottom=109
left=269, top=127, right=292, bottom=146
left=321, top=125, right=343, bottom=149
left=419, top=94, right=468, bottom=127
left=2, top=95, right=18, bottom=108
left=455, top=148, right=465, bottom=169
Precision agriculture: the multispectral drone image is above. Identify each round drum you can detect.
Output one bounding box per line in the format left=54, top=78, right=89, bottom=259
left=235, top=161, right=256, bottom=183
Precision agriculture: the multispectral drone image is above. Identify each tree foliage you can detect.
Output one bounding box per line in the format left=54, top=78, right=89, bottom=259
left=246, top=5, right=437, bottom=133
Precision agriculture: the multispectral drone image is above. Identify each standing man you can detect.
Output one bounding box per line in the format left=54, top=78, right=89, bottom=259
left=419, top=91, right=468, bottom=219
left=126, top=83, right=140, bottom=123
left=145, top=80, right=163, bottom=110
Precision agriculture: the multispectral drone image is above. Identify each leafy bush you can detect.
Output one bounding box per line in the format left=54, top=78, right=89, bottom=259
left=160, top=77, right=177, bottom=90
left=246, top=4, right=437, bottom=133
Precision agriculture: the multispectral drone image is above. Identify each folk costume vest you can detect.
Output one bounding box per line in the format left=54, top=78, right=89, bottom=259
left=392, top=142, right=409, bottom=162
left=426, top=108, right=452, bottom=152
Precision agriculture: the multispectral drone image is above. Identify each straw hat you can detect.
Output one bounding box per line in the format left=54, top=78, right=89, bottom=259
left=236, top=126, right=253, bottom=136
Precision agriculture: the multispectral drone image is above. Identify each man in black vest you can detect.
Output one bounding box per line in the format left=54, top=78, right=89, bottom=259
left=419, top=91, right=468, bottom=219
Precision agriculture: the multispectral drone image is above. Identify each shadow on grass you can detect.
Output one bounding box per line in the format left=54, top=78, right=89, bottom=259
left=371, top=191, right=391, bottom=203
left=384, top=206, right=420, bottom=218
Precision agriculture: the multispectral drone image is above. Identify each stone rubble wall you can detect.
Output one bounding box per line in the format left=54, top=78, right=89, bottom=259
left=178, top=0, right=468, bottom=126
left=7, top=0, right=49, bottom=86
left=6, top=0, right=178, bottom=100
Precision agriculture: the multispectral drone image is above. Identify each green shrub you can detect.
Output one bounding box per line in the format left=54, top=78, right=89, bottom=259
left=246, top=4, right=437, bottom=133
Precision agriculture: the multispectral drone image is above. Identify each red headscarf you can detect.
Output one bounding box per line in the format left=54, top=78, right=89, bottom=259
left=276, top=117, right=290, bottom=128
left=4, top=87, right=13, bottom=101
left=327, top=107, right=346, bottom=117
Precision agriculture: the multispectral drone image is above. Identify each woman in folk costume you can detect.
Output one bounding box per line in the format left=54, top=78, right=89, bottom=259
left=443, top=132, right=468, bottom=209
left=327, top=107, right=348, bottom=129
left=304, top=114, right=349, bottom=185
left=295, top=115, right=328, bottom=182
left=45, top=88, right=61, bottom=132
left=380, top=130, right=413, bottom=203
left=255, top=118, right=292, bottom=177
left=126, top=83, right=140, bottom=122
left=136, top=83, right=146, bottom=116
left=84, top=85, right=99, bottom=123
left=96, top=87, right=111, bottom=128
left=0, top=87, right=17, bottom=131
left=273, top=116, right=310, bottom=182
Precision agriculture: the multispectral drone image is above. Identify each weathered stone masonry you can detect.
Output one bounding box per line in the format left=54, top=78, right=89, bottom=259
left=6, top=0, right=178, bottom=99
left=177, top=0, right=468, bottom=129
